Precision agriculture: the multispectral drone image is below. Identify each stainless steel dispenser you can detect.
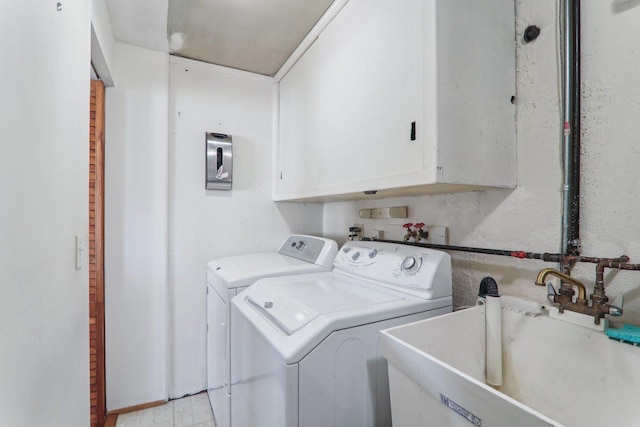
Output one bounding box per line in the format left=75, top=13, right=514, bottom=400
left=206, top=132, right=233, bottom=190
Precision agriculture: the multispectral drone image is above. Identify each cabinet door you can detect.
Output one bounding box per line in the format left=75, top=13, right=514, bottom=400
left=277, top=0, right=424, bottom=199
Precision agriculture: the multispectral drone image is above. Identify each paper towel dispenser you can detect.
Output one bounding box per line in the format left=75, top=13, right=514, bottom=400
left=206, top=132, right=233, bottom=190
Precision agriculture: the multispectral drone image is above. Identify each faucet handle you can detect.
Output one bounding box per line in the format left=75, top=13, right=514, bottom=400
left=546, top=283, right=558, bottom=303
left=609, top=293, right=624, bottom=316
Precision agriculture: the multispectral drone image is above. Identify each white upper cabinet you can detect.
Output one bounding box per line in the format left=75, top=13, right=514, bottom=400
left=274, top=0, right=516, bottom=202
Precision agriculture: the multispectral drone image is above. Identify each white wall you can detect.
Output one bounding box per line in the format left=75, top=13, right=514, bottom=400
left=167, top=57, right=323, bottom=397
left=0, top=2, right=90, bottom=426
left=324, top=0, right=640, bottom=321
left=105, top=43, right=169, bottom=410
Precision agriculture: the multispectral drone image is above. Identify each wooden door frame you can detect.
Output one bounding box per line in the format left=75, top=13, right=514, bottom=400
left=90, top=79, right=106, bottom=427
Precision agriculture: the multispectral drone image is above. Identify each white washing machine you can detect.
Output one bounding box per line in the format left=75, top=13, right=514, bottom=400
left=230, top=240, right=453, bottom=427
left=207, top=235, right=338, bottom=427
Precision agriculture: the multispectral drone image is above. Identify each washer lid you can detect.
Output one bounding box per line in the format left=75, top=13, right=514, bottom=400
left=246, top=275, right=403, bottom=334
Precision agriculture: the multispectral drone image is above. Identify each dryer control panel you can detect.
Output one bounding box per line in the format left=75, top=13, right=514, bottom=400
left=278, top=235, right=338, bottom=268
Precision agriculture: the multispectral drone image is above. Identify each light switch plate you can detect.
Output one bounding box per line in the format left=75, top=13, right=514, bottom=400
left=75, top=234, right=85, bottom=270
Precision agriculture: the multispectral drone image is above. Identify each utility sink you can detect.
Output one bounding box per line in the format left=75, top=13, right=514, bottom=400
left=380, top=297, right=640, bottom=427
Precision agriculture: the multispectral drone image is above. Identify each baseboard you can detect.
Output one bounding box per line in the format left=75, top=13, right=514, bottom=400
left=107, top=399, right=167, bottom=416
left=104, top=413, right=118, bottom=427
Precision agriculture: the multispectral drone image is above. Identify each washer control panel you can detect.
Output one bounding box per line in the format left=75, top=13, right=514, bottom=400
left=338, top=246, right=424, bottom=276
left=334, top=241, right=452, bottom=299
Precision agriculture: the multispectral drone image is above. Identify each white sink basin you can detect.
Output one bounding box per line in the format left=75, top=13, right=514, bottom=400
left=380, top=297, right=640, bottom=427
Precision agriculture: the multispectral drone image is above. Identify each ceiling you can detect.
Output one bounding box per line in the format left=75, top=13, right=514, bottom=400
left=106, top=0, right=335, bottom=76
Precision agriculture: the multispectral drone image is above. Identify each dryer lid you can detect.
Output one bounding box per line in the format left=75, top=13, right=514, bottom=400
left=208, top=253, right=329, bottom=288
left=246, top=275, right=403, bottom=335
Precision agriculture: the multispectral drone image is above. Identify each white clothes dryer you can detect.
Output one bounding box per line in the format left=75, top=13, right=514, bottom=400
left=207, top=235, right=338, bottom=427
left=230, top=240, right=453, bottom=427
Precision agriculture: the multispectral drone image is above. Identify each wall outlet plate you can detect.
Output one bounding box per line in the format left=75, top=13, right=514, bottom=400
left=349, top=224, right=364, bottom=240
left=426, top=226, right=448, bottom=245
left=372, top=229, right=385, bottom=240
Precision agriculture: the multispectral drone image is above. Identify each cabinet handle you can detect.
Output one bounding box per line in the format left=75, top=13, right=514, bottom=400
left=410, top=121, right=416, bottom=141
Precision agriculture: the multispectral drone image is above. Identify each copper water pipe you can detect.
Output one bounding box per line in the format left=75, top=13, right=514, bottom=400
left=563, top=255, right=579, bottom=275
left=563, top=255, right=629, bottom=275
left=595, top=258, right=638, bottom=293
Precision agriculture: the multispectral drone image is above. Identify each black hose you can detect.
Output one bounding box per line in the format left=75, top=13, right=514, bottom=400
left=366, top=238, right=565, bottom=262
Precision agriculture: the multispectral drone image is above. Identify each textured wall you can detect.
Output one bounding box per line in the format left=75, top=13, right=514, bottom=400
left=324, top=0, right=640, bottom=323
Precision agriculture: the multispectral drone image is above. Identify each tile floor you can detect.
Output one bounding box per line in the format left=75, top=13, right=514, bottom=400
left=115, top=392, right=216, bottom=427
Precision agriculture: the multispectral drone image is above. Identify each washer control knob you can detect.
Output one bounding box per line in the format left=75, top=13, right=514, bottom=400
left=296, top=241, right=305, bottom=249
left=401, top=256, right=417, bottom=271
